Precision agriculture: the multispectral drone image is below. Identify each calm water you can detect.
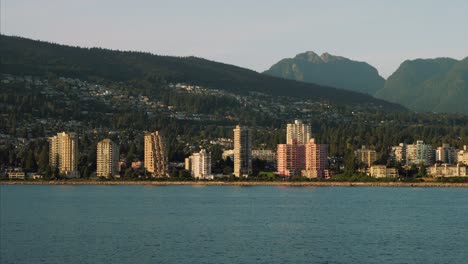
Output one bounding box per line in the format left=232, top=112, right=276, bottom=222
left=1, top=185, right=468, bottom=264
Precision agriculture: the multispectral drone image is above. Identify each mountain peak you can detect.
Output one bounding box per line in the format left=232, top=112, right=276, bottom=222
left=295, top=51, right=322, bottom=63
left=264, top=51, right=385, bottom=95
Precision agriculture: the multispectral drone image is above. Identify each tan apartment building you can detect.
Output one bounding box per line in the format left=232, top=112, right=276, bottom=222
left=49, top=132, right=79, bottom=178
left=144, top=131, right=168, bottom=177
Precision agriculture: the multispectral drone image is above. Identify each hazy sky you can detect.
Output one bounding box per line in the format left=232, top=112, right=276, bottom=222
left=2, top=0, right=467, bottom=78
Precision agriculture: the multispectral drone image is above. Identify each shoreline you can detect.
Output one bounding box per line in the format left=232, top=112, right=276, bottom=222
left=2, top=181, right=468, bottom=187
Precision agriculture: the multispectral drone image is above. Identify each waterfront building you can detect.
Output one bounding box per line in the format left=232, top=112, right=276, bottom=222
left=233, top=125, right=252, bottom=177
left=406, top=140, right=434, bottom=165
left=49, top=132, right=79, bottom=178
left=277, top=143, right=305, bottom=177
left=252, top=149, right=276, bottom=163
left=144, top=131, right=168, bottom=177
left=7, top=169, right=26, bottom=180
left=369, top=165, right=398, bottom=178
left=435, top=144, right=457, bottom=164
left=188, top=149, right=212, bottom=179
left=429, top=164, right=467, bottom=177
left=458, top=146, right=468, bottom=165
left=286, top=119, right=311, bottom=144
left=302, top=139, right=328, bottom=178
left=355, top=146, right=377, bottom=167
left=96, top=139, right=119, bottom=178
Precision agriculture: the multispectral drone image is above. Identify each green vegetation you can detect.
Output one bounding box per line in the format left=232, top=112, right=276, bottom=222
left=0, top=35, right=402, bottom=109
left=375, top=57, right=468, bottom=114
left=264, top=51, right=385, bottom=95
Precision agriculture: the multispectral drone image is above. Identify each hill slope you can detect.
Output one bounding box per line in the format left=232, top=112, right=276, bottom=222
left=263, top=51, right=385, bottom=95
left=0, top=35, right=403, bottom=110
left=375, top=58, right=468, bottom=114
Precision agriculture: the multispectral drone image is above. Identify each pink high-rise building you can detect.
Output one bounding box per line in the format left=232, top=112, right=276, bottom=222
left=277, top=143, right=305, bottom=177
left=302, top=139, right=328, bottom=178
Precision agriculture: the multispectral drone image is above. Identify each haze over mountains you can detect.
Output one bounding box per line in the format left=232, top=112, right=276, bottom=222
left=265, top=52, right=468, bottom=115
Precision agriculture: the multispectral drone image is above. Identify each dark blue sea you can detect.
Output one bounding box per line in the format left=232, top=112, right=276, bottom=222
left=1, top=185, right=467, bottom=264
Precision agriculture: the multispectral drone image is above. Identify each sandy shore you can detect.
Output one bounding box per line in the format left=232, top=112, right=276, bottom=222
left=2, top=181, right=468, bottom=187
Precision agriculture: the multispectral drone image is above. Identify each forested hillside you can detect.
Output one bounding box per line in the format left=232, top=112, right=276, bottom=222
left=0, top=35, right=402, bottom=110
left=375, top=58, right=468, bottom=114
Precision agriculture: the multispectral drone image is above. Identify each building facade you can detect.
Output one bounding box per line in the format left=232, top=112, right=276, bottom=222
left=429, top=164, right=467, bottom=177
left=369, top=165, right=398, bottom=178
left=277, top=143, right=306, bottom=177
left=406, top=140, right=434, bottom=165
left=435, top=144, right=457, bottom=164
left=96, top=139, right=119, bottom=178
left=49, top=132, right=79, bottom=178
left=458, top=146, right=468, bottom=165
left=302, top=139, right=328, bottom=178
left=390, top=143, right=407, bottom=165
left=144, top=131, right=168, bottom=177
left=188, top=149, right=212, bottom=179
left=252, top=149, right=276, bottom=163
left=233, top=125, right=252, bottom=177
left=286, top=119, right=311, bottom=144
left=355, top=146, right=377, bottom=167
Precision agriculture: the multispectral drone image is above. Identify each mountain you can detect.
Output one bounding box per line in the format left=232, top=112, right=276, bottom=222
left=263, top=51, right=385, bottom=95
left=375, top=58, right=468, bottom=114
left=0, top=35, right=403, bottom=110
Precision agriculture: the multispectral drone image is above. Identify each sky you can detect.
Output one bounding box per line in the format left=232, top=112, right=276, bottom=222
left=2, top=0, right=468, bottom=78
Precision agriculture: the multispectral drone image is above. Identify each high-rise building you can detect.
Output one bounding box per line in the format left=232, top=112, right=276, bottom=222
left=96, top=139, right=119, bottom=178
left=277, top=143, right=306, bottom=177
left=188, top=149, right=212, bottom=179
left=435, top=144, right=457, bottom=164
left=233, top=125, right=252, bottom=177
left=49, top=132, right=79, bottom=178
left=144, top=131, right=168, bottom=177
left=302, top=139, right=329, bottom=178
left=406, top=140, right=434, bottom=165
left=355, top=146, right=377, bottom=167
left=286, top=119, right=311, bottom=144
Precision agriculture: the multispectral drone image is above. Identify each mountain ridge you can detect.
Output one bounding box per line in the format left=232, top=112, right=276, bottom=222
left=375, top=57, right=468, bottom=114
left=0, top=35, right=403, bottom=111
left=263, top=51, right=385, bottom=95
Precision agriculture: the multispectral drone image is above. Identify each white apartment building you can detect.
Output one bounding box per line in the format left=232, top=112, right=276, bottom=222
left=286, top=119, right=311, bottom=144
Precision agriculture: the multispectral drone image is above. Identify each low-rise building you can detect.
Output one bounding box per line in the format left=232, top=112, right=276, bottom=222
left=8, top=170, right=26, bottom=180
left=429, top=164, right=468, bottom=177
left=369, top=165, right=398, bottom=178
left=458, top=146, right=468, bottom=165
left=252, top=149, right=276, bottom=163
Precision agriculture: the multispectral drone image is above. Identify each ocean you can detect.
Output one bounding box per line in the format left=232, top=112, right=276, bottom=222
left=1, top=185, right=467, bottom=264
